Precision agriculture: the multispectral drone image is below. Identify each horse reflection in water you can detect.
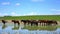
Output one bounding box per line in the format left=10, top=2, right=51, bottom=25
left=12, top=25, right=20, bottom=30
left=2, top=24, right=7, bottom=29
left=1, top=20, right=7, bottom=29
left=12, top=20, right=20, bottom=30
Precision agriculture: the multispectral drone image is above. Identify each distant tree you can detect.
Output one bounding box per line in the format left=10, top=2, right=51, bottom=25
left=4, top=16, right=12, bottom=17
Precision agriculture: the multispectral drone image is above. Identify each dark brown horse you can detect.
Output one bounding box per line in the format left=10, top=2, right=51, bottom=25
left=21, top=20, right=30, bottom=25
left=47, top=20, right=57, bottom=25
left=21, top=20, right=38, bottom=26
left=12, top=20, right=20, bottom=26
left=2, top=20, right=7, bottom=25
left=29, top=20, right=38, bottom=26
left=38, top=20, right=58, bottom=26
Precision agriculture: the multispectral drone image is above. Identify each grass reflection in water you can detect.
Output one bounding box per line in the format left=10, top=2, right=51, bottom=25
left=23, top=26, right=57, bottom=31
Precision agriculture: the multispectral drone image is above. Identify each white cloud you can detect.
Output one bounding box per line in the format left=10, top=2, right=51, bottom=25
left=31, top=0, right=44, bottom=2
left=1, top=2, right=10, bottom=5
left=51, top=9, right=60, bottom=11
left=0, top=13, right=2, bottom=16
left=23, top=12, right=39, bottom=16
left=0, top=13, right=9, bottom=17
left=10, top=12, right=39, bottom=16
left=11, top=12, right=21, bottom=16
left=4, top=13, right=8, bottom=16
left=15, top=3, right=20, bottom=6
left=0, top=12, right=21, bottom=16
left=0, top=13, right=4, bottom=17
left=51, top=9, right=60, bottom=15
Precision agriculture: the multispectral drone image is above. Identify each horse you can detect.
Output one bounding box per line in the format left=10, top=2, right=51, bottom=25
left=38, top=20, right=58, bottom=26
left=21, top=20, right=30, bottom=25
left=2, top=20, right=7, bottom=25
left=29, top=20, right=38, bottom=26
left=12, top=20, right=20, bottom=26
left=47, top=20, right=58, bottom=26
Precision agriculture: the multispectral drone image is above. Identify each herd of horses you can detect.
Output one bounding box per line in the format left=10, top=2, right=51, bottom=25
left=1, top=20, right=58, bottom=26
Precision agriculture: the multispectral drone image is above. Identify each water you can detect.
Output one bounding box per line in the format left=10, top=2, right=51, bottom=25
left=0, top=23, right=60, bottom=34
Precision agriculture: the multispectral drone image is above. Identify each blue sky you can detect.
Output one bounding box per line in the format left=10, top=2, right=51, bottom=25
left=0, top=0, right=60, bottom=16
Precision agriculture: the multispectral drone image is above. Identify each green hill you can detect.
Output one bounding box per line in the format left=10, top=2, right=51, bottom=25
left=0, top=15, right=60, bottom=21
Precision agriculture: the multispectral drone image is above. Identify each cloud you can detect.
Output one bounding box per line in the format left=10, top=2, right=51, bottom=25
left=0, top=13, right=2, bottom=16
left=31, top=0, right=44, bottom=2
left=15, top=3, right=20, bottom=6
left=51, top=9, right=60, bottom=15
left=0, top=13, right=4, bottom=17
left=51, top=9, right=60, bottom=11
left=23, top=12, right=39, bottom=16
left=4, top=13, right=8, bottom=16
left=10, top=12, right=39, bottom=16
left=0, top=12, right=21, bottom=16
left=0, top=13, right=9, bottom=17
left=11, top=12, right=21, bottom=16
left=1, top=2, right=10, bottom=5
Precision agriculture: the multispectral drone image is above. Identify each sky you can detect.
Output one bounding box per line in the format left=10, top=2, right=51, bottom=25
left=0, top=0, right=60, bottom=16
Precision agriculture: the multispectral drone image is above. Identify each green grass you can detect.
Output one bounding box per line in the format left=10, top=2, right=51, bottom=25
left=0, top=15, right=60, bottom=21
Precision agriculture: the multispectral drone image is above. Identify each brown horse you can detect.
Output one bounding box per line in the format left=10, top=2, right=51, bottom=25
left=38, top=20, right=58, bottom=26
left=29, top=20, right=38, bottom=26
left=21, top=20, right=30, bottom=25
left=21, top=20, right=38, bottom=26
left=12, top=20, right=20, bottom=26
left=2, top=20, right=7, bottom=25
left=47, top=20, right=57, bottom=26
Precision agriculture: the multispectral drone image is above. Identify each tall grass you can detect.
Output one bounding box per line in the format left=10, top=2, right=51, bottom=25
left=0, top=15, right=60, bottom=21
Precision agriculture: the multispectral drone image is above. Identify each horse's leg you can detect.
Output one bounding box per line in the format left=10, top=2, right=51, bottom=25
left=36, top=23, right=38, bottom=26
left=28, top=22, right=29, bottom=25
left=18, top=22, right=20, bottom=27
left=14, top=22, right=16, bottom=27
left=24, top=23, right=26, bottom=26
left=3, top=22, right=5, bottom=25
left=31, top=22, right=33, bottom=26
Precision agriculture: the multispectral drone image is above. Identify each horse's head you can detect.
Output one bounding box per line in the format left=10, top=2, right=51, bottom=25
left=12, top=20, right=15, bottom=22
left=21, top=20, right=24, bottom=22
left=2, top=20, right=7, bottom=23
left=53, top=21, right=58, bottom=24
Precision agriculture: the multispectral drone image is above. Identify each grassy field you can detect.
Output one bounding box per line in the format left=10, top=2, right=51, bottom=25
left=0, top=15, right=60, bottom=21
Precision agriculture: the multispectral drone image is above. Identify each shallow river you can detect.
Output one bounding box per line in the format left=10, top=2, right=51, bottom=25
left=0, top=23, right=60, bottom=34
